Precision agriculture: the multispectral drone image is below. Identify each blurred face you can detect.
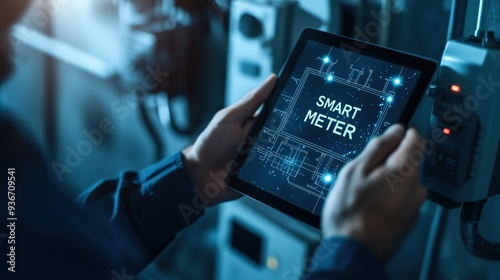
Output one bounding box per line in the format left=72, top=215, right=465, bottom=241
left=0, top=0, right=31, bottom=82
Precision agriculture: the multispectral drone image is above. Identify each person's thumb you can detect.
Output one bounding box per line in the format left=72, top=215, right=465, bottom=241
left=225, top=74, right=277, bottom=123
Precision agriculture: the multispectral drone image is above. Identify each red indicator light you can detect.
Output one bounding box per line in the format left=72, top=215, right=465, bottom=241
left=451, top=84, right=461, bottom=93
left=443, top=128, right=451, bottom=135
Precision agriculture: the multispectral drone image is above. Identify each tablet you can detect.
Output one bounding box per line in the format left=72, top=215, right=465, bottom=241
left=228, top=28, right=437, bottom=228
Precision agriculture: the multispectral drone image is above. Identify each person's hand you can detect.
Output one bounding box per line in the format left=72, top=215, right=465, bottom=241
left=321, top=124, right=427, bottom=262
left=182, top=74, right=277, bottom=206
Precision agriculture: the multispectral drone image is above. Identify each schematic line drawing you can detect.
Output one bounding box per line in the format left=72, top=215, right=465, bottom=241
left=238, top=42, right=421, bottom=215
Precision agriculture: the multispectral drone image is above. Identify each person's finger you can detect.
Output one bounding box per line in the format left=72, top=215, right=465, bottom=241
left=357, top=124, right=405, bottom=174
left=385, top=128, right=423, bottom=175
left=224, top=74, right=277, bottom=123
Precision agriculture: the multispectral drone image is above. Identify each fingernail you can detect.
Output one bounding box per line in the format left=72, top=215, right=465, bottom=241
left=385, top=124, right=405, bottom=138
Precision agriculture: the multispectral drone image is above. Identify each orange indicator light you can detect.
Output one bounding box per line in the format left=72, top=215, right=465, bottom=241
left=451, top=84, right=461, bottom=93
left=443, top=128, right=451, bottom=135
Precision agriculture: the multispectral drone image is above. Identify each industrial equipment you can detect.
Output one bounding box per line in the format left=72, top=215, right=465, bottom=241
left=421, top=0, right=500, bottom=260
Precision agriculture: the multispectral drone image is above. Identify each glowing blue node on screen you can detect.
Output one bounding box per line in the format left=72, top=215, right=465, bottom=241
left=323, top=174, right=333, bottom=183
left=326, top=75, right=334, bottom=82
left=393, top=78, right=402, bottom=86
left=387, top=96, right=394, bottom=102
left=323, top=57, right=330, bottom=63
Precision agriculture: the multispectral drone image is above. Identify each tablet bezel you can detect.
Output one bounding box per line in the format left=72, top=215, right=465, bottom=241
left=228, top=28, right=437, bottom=228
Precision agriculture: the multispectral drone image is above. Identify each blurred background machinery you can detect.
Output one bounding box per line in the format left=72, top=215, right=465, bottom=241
left=224, top=0, right=332, bottom=106
left=0, top=0, right=499, bottom=279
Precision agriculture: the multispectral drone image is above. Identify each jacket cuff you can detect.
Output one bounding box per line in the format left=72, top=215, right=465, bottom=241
left=305, top=236, right=386, bottom=280
left=137, top=152, right=206, bottom=249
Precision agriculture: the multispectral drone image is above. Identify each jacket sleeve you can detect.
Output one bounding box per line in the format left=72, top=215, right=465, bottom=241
left=306, top=237, right=387, bottom=280
left=77, top=151, right=205, bottom=256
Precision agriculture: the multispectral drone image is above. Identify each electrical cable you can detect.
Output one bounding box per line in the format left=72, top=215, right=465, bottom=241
left=460, top=200, right=500, bottom=260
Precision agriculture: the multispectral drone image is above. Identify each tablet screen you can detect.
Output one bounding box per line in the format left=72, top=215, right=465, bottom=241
left=236, top=40, right=423, bottom=216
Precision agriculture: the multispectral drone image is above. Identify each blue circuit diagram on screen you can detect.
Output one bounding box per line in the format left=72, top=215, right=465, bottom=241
left=238, top=41, right=421, bottom=215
